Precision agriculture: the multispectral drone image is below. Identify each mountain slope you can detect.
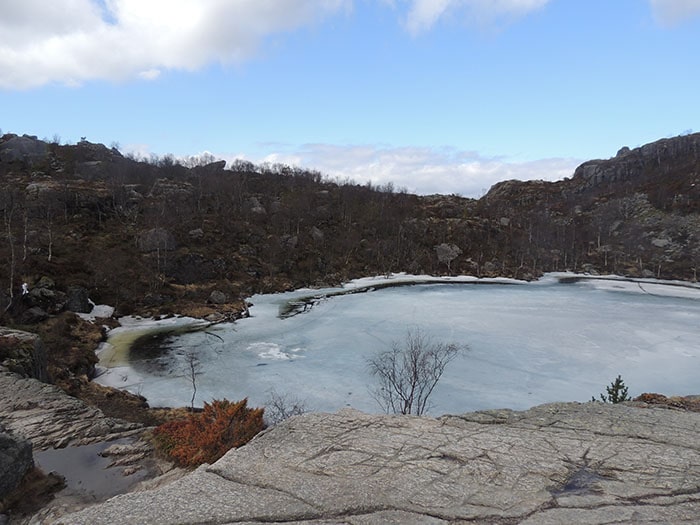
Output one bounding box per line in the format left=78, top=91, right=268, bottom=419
left=1, top=132, right=699, bottom=322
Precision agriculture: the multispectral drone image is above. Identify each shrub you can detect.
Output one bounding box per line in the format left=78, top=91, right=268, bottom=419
left=264, top=389, right=308, bottom=426
left=367, top=327, right=463, bottom=416
left=152, top=398, right=265, bottom=467
left=596, top=375, right=631, bottom=404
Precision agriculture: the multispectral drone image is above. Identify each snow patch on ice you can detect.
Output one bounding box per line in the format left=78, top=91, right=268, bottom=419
left=77, top=304, right=115, bottom=321
left=250, top=342, right=303, bottom=360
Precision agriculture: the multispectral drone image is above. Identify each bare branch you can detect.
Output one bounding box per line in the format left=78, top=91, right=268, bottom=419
left=367, top=328, right=464, bottom=416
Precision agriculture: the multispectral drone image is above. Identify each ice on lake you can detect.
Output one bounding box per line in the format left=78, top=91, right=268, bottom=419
left=95, top=275, right=700, bottom=416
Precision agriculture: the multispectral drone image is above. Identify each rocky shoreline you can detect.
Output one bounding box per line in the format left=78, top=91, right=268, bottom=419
left=56, top=401, right=700, bottom=524
left=0, top=326, right=190, bottom=524
left=2, top=274, right=700, bottom=523
left=3, top=344, right=700, bottom=525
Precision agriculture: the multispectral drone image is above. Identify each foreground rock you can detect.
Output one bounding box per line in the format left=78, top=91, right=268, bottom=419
left=0, top=368, right=172, bottom=523
left=59, top=402, right=700, bottom=524
left=0, top=369, right=142, bottom=450
left=0, top=423, right=33, bottom=497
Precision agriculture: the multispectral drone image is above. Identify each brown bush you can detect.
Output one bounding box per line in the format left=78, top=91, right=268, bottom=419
left=152, top=398, right=265, bottom=467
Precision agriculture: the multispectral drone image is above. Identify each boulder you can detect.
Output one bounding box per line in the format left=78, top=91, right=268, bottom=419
left=20, top=306, right=49, bottom=325
left=188, top=228, right=204, bottom=240
left=58, top=402, right=700, bottom=524
left=248, top=197, right=266, bottom=215
left=65, top=286, right=91, bottom=313
left=207, top=290, right=228, bottom=304
left=310, top=226, right=324, bottom=243
left=0, top=328, right=48, bottom=381
left=0, top=423, right=33, bottom=498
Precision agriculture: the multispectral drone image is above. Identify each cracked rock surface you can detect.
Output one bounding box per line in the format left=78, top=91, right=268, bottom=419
left=0, top=369, right=142, bottom=450
left=59, top=403, right=700, bottom=524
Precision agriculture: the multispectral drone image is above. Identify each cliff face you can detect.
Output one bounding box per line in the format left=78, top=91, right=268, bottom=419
left=478, top=133, right=700, bottom=279
left=1, top=131, right=700, bottom=322
left=574, top=133, right=700, bottom=193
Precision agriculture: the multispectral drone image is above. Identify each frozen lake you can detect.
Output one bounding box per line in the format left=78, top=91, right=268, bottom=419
left=95, top=275, right=700, bottom=416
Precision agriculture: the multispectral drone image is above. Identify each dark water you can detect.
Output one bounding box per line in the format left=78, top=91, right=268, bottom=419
left=34, top=439, right=148, bottom=500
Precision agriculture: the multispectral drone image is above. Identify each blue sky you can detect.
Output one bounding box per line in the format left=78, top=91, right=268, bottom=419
left=2, top=0, right=700, bottom=196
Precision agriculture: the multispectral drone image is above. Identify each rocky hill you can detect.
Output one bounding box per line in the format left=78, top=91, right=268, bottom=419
left=1, top=131, right=699, bottom=326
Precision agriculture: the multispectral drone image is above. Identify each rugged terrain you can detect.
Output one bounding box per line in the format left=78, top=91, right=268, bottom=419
left=58, top=402, right=700, bottom=524
left=1, top=131, right=700, bottom=323
left=1, top=131, right=700, bottom=523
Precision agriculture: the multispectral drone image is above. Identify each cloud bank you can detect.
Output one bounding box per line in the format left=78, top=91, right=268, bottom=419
left=2, top=1, right=693, bottom=89
left=223, top=144, right=580, bottom=197
left=0, top=0, right=350, bottom=89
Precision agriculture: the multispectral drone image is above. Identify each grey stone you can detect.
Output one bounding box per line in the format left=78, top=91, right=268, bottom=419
left=65, top=286, right=91, bottom=313
left=188, top=228, right=204, bottom=239
left=0, top=422, right=33, bottom=497
left=148, top=179, right=194, bottom=200
left=311, top=226, right=324, bottom=242
left=651, top=237, right=670, bottom=248
left=0, top=135, right=48, bottom=164
left=58, top=402, right=700, bottom=524
left=0, top=369, right=142, bottom=450
left=248, top=197, right=266, bottom=215
left=20, top=306, right=49, bottom=324
left=207, top=290, right=228, bottom=304
left=616, top=146, right=631, bottom=157
left=0, top=328, right=47, bottom=381
left=483, top=261, right=497, bottom=273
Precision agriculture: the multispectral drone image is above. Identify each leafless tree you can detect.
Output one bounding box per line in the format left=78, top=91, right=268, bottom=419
left=184, top=350, right=201, bottom=411
left=368, top=328, right=463, bottom=416
left=434, top=243, right=462, bottom=274
left=2, top=197, right=17, bottom=301
left=264, top=389, right=308, bottom=426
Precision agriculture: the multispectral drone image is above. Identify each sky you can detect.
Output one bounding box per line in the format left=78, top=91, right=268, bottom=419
left=2, top=0, right=700, bottom=197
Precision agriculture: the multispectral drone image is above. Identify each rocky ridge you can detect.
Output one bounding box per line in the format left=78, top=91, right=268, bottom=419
left=3, top=131, right=700, bottom=323
left=58, top=402, right=700, bottom=524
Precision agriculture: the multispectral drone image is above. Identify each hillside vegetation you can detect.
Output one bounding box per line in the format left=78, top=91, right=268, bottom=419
left=1, top=132, right=699, bottom=323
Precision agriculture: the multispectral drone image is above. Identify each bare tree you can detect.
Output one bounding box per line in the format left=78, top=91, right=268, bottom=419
left=434, top=243, right=462, bottom=274
left=264, top=389, right=308, bottom=426
left=184, top=350, right=201, bottom=411
left=367, top=328, right=463, bottom=416
left=3, top=198, right=16, bottom=302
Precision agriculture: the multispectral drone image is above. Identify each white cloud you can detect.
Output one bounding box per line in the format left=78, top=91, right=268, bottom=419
left=0, top=0, right=351, bottom=89
left=223, top=143, right=581, bottom=197
left=649, top=0, right=700, bottom=26
left=404, top=0, right=551, bottom=34
left=138, top=69, right=161, bottom=81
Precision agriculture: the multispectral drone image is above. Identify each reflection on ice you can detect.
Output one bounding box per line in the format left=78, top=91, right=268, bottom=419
left=94, top=274, right=700, bottom=416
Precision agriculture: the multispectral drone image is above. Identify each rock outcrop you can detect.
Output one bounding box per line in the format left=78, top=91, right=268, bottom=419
left=0, top=369, right=141, bottom=450
left=0, top=422, right=33, bottom=498
left=58, top=402, right=700, bottom=524
left=0, top=367, right=165, bottom=522
left=0, top=135, right=48, bottom=164
left=0, top=328, right=47, bottom=382
left=574, top=132, right=700, bottom=189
